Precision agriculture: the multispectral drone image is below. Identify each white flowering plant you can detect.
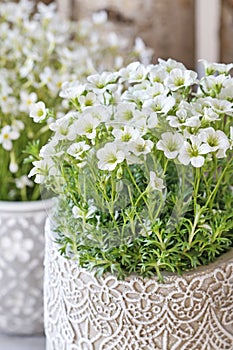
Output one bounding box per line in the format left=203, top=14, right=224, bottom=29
left=30, top=58, right=233, bottom=280
left=0, top=0, right=151, bottom=201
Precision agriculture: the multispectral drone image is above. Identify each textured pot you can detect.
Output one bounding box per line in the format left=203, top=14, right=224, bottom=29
left=0, top=199, right=53, bottom=335
left=44, top=219, right=233, bottom=350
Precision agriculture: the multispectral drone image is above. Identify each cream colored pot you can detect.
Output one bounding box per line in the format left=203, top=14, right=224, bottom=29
left=44, top=219, right=233, bottom=350
left=0, top=199, right=53, bottom=335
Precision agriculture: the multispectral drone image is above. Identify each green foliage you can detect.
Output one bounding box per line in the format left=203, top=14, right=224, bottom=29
left=54, top=156, right=233, bottom=281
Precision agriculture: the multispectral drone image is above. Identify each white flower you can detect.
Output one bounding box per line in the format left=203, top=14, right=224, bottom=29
left=39, top=66, right=53, bottom=86
left=126, top=62, right=148, bottom=83
left=199, top=59, right=233, bottom=75
left=0, top=125, right=20, bottom=151
left=139, top=82, right=167, bottom=100
left=29, top=101, right=47, bottom=123
left=87, top=71, right=118, bottom=93
left=133, top=37, right=154, bottom=65
left=219, top=77, right=233, bottom=100
left=200, top=75, right=226, bottom=95
left=92, top=10, right=108, bottom=24
left=78, top=92, right=97, bottom=109
left=28, top=158, right=55, bottom=184
left=129, top=137, right=154, bottom=156
left=72, top=203, right=97, bottom=219
left=47, top=74, right=69, bottom=95
left=158, top=58, right=186, bottom=72
left=112, top=126, right=140, bottom=143
left=12, top=120, right=25, bottom=132
left=143, top=95, right=175, bottom=114
left=9, top=160, right=18, bottom=173
left=167, top=101, right=201, bottom=129
left=164, top=68, right=197, bottom=91
left=59, top=81, right=86, bottom=99
left=19, top=91, right=37, bottom=112
left=147, top=171, right=165, bottom=192
left=202, top=107, right=220, bottom=122
left=39, top=139, right=59, bottom=158
left=50, top=113, right=77, bottom=141
left=15, top=175, right=33, bottom=189
left=114, top=102, right=141, bottom=125
left=97, top=142, right=125, bottom=171
left=148, top=66, right=167, bottom=84
left=199, top=127, right=230, bottom=158
left=157, top=132, right=184, bottom=159
left=19, top=57, right=34, bottom=78
left=119, top=61, right=143, bottom=82
left=192, top=99, right=220, bottom=122
left=178, top=135, right=211, bottom=167
left=209, top=98, right=233, bottom=114
left=74, top=112, right=100, bottom=139
left=0, top=94, right=17, bottom=115
left=86, top=105, right=111, bottom=123
left=146, top=110, right=158, bottom=129
left=37, top=1, right=57, bottom=20
left=67, top=141, right=91, bottom=160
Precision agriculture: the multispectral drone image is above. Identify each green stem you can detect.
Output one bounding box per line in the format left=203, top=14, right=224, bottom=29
left=189, top=156, right=232, bottom=245
left=126, top=166, right=152, bottom=219
left=110, top=172, right=116, bottom=203
left=205, top=156, right=232, bottom=209
left=153, top=192, right=164, bottom=222
left=193, top=167, right=201, bottom=211
left=126, top=184, right=148, bottom=237
left=188, top=167, right=201, bottom=246
left=134, top=189, right=149, bottom=207
left=31, top=185, right=41, bottom=201
left=20, top=186, right=27, bottom=201
left=213, top=155, right=218, bottom=182
left=189, top=209, right=201, bottom=246
left=163, top=158, right=169, bottom=176
left=0, top=149, right=10, bottom=199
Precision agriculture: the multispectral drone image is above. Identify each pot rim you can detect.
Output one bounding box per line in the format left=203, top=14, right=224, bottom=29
left=0, top=197, right=55, bottom=212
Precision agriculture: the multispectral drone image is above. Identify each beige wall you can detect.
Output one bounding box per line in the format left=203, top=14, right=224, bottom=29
left=196, top=0, right=220, bottom=63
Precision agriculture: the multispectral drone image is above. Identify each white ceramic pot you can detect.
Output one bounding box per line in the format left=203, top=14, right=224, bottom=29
left=44, top=219, right=233, bottom=350
left=0, top=199, right=53, bottom=335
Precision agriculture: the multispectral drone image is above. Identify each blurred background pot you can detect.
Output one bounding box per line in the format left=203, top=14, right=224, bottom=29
left=44, top=219, right=233, bottom=350
left=0, top=199, right=53, bottom=335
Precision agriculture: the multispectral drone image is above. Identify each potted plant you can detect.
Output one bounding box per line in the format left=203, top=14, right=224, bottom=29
left=30, top=58, right=233, bottom=349
left=0, top=0, right=151, bottom=335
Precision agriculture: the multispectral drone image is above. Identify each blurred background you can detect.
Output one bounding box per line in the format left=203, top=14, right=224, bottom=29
left=23, top=0, right=233, bottom=69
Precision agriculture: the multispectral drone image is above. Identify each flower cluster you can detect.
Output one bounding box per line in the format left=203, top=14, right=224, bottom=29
left=30, top=58, right=233, bottom=279
left=0, top=0, right=152, bottom=201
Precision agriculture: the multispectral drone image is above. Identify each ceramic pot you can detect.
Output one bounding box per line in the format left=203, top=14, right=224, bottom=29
left=44, top=219, right=233, bottom=350
left=0, top=199, right=53, bottom=335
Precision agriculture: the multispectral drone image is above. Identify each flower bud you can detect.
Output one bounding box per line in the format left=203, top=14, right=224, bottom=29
left=9, top=162, right=18, bottom=173
left=116, top=166, right=123, bottom=179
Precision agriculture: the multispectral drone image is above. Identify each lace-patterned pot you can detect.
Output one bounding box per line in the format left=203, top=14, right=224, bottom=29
left=44, top=219, right=233, bottom=350
left=0, top=199, right=53, bottom=335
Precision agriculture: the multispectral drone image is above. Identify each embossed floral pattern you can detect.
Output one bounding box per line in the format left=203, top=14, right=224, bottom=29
left=44, top=220, right=233, bottom=350
left=209, top=265, right=233, bottom=327
left=0, top=230, right=34, bottom=262
left=0, top=200, right=53, bottom=335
